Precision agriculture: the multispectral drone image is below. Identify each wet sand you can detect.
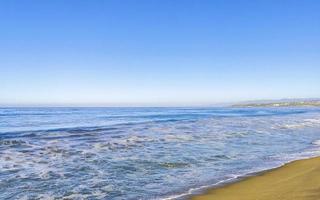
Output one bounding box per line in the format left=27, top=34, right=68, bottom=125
left=191, top=156, right=320, bottom=200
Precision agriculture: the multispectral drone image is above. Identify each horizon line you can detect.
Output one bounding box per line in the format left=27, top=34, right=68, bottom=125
left=1, top=97, right=319, bottom=108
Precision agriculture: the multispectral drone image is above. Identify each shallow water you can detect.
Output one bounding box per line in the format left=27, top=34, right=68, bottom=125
left=1, top=107, right=320, bottom=199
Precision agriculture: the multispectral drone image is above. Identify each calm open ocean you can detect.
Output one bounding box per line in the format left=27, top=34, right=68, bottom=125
left=1, top=107, right=320, bottom=199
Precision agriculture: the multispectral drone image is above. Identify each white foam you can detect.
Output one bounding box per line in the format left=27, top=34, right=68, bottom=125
left=280, top=118, right=320, bottom=129
left=312, top=140, right=320, bottom=146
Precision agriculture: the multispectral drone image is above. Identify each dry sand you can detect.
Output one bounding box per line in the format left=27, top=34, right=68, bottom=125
left=191, top=156, right=320, bottom=200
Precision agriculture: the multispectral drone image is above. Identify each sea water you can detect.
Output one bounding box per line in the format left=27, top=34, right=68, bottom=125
left=1, top=107, right=320, bottom=199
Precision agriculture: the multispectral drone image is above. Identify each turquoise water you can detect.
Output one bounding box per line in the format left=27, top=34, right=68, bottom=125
left=1, top=107, right=320, bottom=199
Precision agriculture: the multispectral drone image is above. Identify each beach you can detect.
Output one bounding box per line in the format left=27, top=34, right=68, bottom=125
left=191, top=156, right=320, bottom=200
left=2, top=0, right=319, bottom=199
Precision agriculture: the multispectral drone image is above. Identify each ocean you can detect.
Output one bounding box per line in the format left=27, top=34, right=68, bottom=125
left=1, top=107, right=320, bottom=199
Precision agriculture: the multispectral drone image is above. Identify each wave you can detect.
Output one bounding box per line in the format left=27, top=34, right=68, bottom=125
left=312, top=140, right=320, bottom=146
left=279, top=118, right=320, bottom=129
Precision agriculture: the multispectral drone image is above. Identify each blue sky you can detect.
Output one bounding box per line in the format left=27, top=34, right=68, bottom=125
left=1, top=0, right=319, bottom=106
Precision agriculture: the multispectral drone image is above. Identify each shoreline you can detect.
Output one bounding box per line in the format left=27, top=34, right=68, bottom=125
left=189, top=156, right=320, bottom=200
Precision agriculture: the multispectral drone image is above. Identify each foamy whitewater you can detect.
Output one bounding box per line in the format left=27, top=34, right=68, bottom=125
left=1, top=107, right=320, bottom=199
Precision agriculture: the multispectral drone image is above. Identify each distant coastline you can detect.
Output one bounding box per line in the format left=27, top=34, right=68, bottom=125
left=232, top=99, right=320, bottom=107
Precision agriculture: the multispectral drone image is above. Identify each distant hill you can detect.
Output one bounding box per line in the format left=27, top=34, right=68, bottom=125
left=232, top=99, right=320, bottom=107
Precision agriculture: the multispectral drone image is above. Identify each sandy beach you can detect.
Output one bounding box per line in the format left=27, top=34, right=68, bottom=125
left=191, top=156, right=320, bottom=200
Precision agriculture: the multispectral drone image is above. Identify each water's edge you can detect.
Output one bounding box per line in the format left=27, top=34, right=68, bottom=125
left=164, top=154, right=320, bottom=200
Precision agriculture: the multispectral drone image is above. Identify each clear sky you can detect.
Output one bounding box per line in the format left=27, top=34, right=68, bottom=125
left=1, top=0, right=319, bottom=106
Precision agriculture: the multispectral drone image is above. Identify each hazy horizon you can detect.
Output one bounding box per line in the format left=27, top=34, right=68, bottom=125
left=1, top=97, right=320, bottom=107
left=1, top=0, right=319, bottom=106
